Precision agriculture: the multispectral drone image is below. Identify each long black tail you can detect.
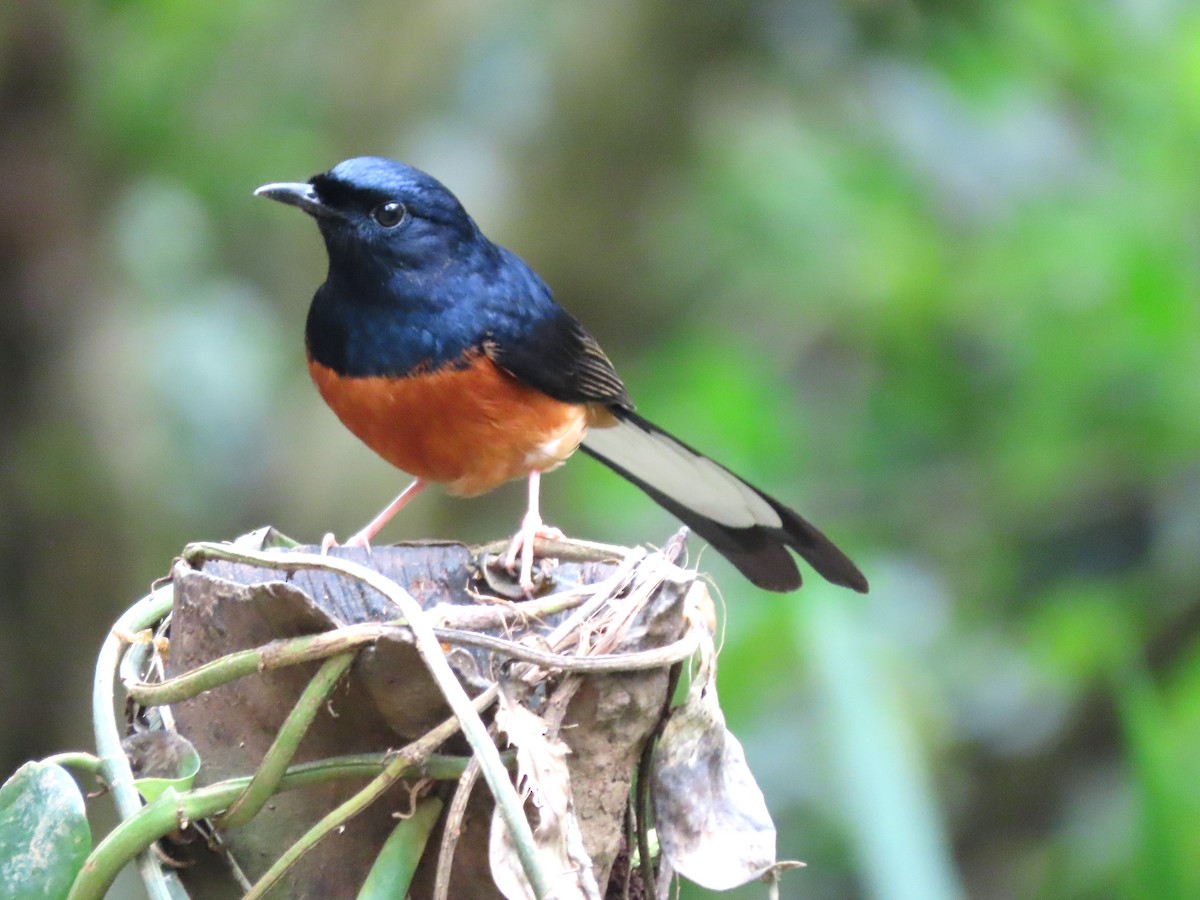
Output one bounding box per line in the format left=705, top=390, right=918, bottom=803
left=581, top=409, right=868, bottom=593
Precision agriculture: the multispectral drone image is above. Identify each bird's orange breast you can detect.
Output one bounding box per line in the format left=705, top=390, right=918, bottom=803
left=308, top=353, right=590, bottom=497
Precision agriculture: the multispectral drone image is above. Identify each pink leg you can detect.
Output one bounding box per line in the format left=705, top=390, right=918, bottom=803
left=336, top=478, right=427, bottom=548
left=504, top=471, right=563, bottom=594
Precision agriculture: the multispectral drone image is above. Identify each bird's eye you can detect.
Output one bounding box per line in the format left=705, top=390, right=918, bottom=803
left=372, top=201, right=407, bottom=228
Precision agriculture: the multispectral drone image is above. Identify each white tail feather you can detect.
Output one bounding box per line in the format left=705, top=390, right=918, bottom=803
left=582, top=417, right=782, bottom=530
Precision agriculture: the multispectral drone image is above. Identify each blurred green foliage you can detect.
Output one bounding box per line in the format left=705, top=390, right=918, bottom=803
left=1, top=0, right=1196, bottom=897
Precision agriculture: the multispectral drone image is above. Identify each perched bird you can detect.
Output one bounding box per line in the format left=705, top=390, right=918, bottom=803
left=257, top=157, right=867, bottom=594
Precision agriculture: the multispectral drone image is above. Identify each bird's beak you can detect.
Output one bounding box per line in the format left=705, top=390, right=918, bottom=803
left=254, top=181, right=340, bottom=219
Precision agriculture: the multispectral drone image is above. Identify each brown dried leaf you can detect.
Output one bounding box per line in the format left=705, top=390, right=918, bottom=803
left=489, top=685, right=600, bottom=900
left=496, top=686, right=570, bottom=835
left=650, top=631, right=777, bottom=891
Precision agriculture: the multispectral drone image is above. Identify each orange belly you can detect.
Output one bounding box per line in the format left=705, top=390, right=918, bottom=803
left=308, top=354, right=590, bottom=497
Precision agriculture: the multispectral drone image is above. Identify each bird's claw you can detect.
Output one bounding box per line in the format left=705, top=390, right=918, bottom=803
left=320, top=531, right=371, bottom=555
left=504, top=515, right=564, bottom=595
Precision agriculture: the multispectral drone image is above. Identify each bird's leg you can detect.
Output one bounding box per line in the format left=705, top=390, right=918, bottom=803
left=504, top=470, right=563, bottom=593
left=348, top=477, right=427, bottom=545
left=322, top=478, right=427, bottom=551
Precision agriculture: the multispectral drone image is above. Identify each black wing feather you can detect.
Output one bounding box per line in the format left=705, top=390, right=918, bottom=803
left=484, top=310, right=632, bottom=409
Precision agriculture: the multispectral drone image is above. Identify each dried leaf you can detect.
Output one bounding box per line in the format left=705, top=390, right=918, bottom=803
left=489, top=685, right=600, bottom=900
left=497, top=687, right=571, bottom=835
left=650, top=633, right=778, bottom=890
left=655, top=855, right=675, bottom=900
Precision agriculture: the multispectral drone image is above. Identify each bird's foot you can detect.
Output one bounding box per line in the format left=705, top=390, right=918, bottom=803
left=319, top=531, right=371, bottom=555
left=504, top=513, right=564, bottom=596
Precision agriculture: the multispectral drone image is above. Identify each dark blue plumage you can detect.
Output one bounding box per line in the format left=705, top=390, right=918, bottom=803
left=257, top=157, right=867, bottom=593
left=304, top=158, right=563, bottom=380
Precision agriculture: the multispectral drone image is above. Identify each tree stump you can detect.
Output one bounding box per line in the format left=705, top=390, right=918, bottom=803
left=147, top=534, right=693, bottom=898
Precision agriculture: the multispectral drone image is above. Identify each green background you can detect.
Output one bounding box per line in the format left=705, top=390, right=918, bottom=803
left=2, top=1, right=1197, bottom=897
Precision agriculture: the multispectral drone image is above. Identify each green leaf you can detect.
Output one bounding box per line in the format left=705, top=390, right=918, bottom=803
left=233, top=526, right=300, bottom=550
left=798, top=595, right=965, bottom=900
left=356, top=797, right=444, bottom=900
left=0, top=761, right=92, bottom=900
left=126, top=733, right=202, bottom=803
left=1116, top=667, right=1193, bottom=900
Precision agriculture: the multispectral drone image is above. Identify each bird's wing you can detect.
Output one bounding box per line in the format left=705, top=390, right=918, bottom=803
left=483, top=309, right=633, bottom=409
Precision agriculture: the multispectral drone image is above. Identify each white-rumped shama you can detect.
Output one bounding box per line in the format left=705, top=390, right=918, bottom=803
left=257, top=157, right=867, bottom=594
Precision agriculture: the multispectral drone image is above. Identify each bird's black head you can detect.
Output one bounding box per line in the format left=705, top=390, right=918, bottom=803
left=256, top=157, right=483, bottom=279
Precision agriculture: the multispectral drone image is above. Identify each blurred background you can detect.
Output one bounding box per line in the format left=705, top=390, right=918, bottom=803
left=2, top=1, right=1197, bottom=897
